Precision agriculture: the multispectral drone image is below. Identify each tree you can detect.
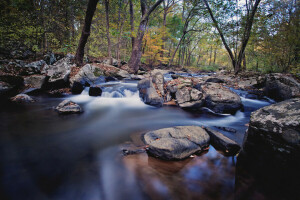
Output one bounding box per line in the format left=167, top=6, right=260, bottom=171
left=75, top=0, right=99, bottom=66
left=127, top=0, right=164, bottom=73
left=104, top=0, right=112, bottom=64
left=203, top=0, right=261, bottom=74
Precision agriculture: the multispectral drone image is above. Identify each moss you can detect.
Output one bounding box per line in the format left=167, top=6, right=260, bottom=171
left=93, top=68, right=104, bottom=77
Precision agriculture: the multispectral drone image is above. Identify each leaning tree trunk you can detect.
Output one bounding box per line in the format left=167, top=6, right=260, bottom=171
left=75, top=0, right=99, bottom=66
left=127, top=0, right=164, bottom=73
left=203, top=0, right=261, bottom=75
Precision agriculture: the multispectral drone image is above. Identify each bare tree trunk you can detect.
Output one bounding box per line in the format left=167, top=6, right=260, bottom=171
left=75, top=0, right=99, bottom=66
left=128, top=0, right=164, bottom=73
left=209, top=45, right=212, bottom=66
left=203, top=0, right=261, bottom=74
left=105, top=0, right=112, bottom=64
left=169, top=34, right=186, bottom=67
left=129, top=0, right=135, bottom=48
left=213, top=48, right=217, bottom=65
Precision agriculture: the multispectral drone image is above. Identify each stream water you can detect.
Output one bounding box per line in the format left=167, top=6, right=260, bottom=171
left=0, top=74, right=274, bottom=200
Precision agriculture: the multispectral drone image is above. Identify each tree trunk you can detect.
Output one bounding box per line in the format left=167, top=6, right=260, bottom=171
left=169, top=33, right=186, bottom=67
left=128, top=0, right=164, bottom=73
left=75, top=0, right=99, bottom=66
left=129, top=0, right=135, bottom=48
left=213, top=48, right=217, bottom=65
left=203, top=0, right=261, bottom=74
left=209, top=45, right=212, bottom=66
left=105, top=0, right=112, bottom=64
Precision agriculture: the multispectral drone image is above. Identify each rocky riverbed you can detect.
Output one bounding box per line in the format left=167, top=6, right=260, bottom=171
left=0, top=53, right=299, bottom=200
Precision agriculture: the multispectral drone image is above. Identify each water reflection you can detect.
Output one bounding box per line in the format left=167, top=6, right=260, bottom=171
left=0, top=78, right=274, bottom=200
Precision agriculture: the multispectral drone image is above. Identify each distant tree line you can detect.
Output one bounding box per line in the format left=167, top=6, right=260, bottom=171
left=0, top=0, right=298, bottom=74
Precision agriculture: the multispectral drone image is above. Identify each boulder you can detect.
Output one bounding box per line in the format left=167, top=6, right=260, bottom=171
left=137, top=75, right=164, bottom=107
left=70, top=63, right=130, bottom=87
left=205, top=77, right=225, bottom=83
left=11, top=94, right=34, bottom=103
left=143, top=126, right=210, bottom=160
left=175, top=87, right=204, bottom=108
left=55, top=100, right=82, bottom=114
left=24, top=60, right=46, bottom=73
left=205, top=127, right=240, bottom=156
left=89, top=86, right=102, bottom=96
left=152, top=72, right=164, bottom=96
left=0, top=81, right=14, bottom=95
left=264, top=73, right=300, bottom=101
left=102, top=57, right=119, bottom=67
left=24, top=75, right=48, bottom=89
left=235, top=98, right=300, bottom=200
left=0, top=75, right=23, bottom=96
left=243, top=98, right=300, bottom=155
left=71, top=82, right=85, bottom=94
left=202, top=82, right=242, bottom=114
left=43, top=54, right=75, bottom=88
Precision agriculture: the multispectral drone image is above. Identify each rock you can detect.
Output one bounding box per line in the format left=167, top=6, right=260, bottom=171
left=0, top=75, right=23, bottom=96
left=0, top=81, right=14, bottom=95
left=205, top=77, right=225, bottom=83
left=205, top=127, right=240, bottom=156
left=24, top=60, right=46, bottom=73
left=69, top=64, right=104, bottom=87
left=171, top=74, right=182, bottom=79
left=102, top=57, right=119, bottom=67
left=137, top=76, right=163, bottom=107
left=43, top=54, right=75, bottom=88
left=105, top=76, right=117, bottom=82
left=43, top=52, right=64, bottom=65
left=236, top=98, right=300, bottom=200
left=130, top=74, right=145, bottom=80
left=89, top=86, right=102, bottom=96
left=71, top=82, right=84, bottom=94
left=214, top=126, right=237, bottom=133
left=264, top=73, right=300, bottom=101
left=175, top=87, right=204, bottom=108
left=202, top=82, right=242, bottom=114
left=24, top=75, right=48, bottom=89
left=55, top=100, right=82, bottom=114
left=243, top=98, right=300, bottom=155
left=11, top=94, right=34, bottom=103
left=70, top=63, right=130, bottom=87
left=143, top=126, right=210, bottom=160
left=152, top=72, right=164, bottom=96
left=44, top=52, right=57, bottom=65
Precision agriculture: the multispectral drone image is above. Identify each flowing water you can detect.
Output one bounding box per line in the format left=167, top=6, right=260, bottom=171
left=0, top=74, right=274, bottom=200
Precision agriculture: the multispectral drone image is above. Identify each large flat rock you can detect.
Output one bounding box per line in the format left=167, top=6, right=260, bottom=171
left=143, top=126, right=210, bottom=160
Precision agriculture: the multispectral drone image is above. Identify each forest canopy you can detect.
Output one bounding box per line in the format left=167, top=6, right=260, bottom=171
left=0, top=0, right=299, bottom=74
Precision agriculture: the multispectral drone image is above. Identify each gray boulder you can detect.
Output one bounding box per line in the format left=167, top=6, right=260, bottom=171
left=203, top=82, right=242, bottom=114
left=143, top=126, right=210, bottom=160
left=11, top=94, right=34, bottom=103
left=243, top=98, right=300, bottom=155
left=24, top=75, right=48, bottom=89
left=264, top=73, right=300, bottom=101
left=176, top=87, right=204, bottom=108
left=236, top=98, right=300, bottom=200
left=24, top=60, right=46, bottom=72
left=137, top=75, right=164, bottom=107
left=70, top=63, right=130, bottom=87
left=102, top=57, right=119, bottom=66
left=43, top=54, right=75, bottom=87
left=55, top=100, right=82, bottom=114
